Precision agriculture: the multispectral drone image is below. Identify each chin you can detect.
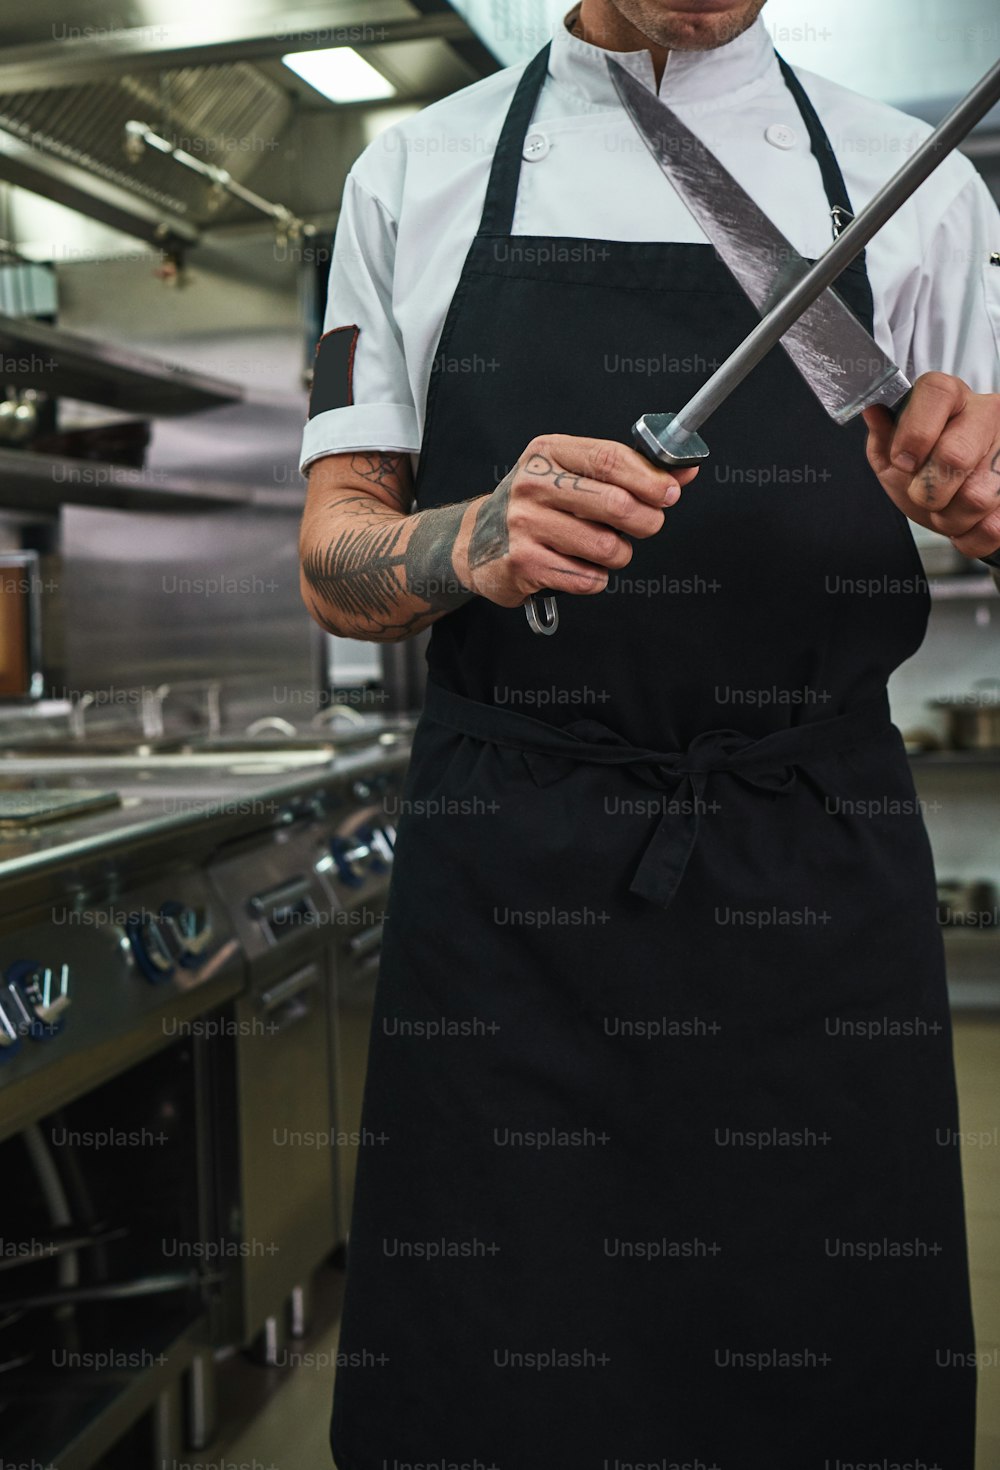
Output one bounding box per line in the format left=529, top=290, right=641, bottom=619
left=625, top=1, right=765, bottom=51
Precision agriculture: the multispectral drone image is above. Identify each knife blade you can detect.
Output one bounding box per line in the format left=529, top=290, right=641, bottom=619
left=606, top=57, right=912, bottom=426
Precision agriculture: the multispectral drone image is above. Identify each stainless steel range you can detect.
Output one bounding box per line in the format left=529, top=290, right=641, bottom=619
left=0, top=825, right=243, bottom=1470
left=204, top=763, right=400, bottom=1361
left=0, top=720, right=410, bottom=1468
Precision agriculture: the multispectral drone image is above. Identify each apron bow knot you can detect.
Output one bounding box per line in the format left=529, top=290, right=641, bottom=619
left=522, top=720, right=798, bottom=907
left=425, top=681, right=891, bottom=911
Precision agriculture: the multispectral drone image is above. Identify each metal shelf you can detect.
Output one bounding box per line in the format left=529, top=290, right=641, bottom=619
left=943, top=926, right=1000, bottom=945
left=0, top=312, right=243, bottom=416
left=928, top=574, right=998, bottom=600
left=0, top=447, right=301, bottom=514
left=909, top=750, right=1000, bottom=769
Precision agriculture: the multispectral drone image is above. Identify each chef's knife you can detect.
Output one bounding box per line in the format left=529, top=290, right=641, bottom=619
left=617, top=51, right=1000, bottom=462
left=608, top=59, right=912, bottom=427
left=525, top=52, right=1000, bottom=635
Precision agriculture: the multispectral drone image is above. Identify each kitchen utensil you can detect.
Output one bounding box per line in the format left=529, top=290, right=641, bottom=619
left=931, top=679, right=1000, bottom=751
left=525, top=52, right=1000, bottom=635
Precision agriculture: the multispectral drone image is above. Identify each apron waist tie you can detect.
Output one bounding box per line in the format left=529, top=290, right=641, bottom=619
left=423, top=679, right=894, bottom=910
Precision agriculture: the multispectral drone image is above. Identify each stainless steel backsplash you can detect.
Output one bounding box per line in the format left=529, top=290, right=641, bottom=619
left=59, top=503, right=322, bottom=726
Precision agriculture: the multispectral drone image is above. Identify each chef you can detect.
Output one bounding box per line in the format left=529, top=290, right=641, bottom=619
left=299, top=0, right=1000, bottom=1465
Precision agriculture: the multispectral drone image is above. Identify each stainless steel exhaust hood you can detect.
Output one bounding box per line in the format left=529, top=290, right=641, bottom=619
left=0, top=1, right=495, bottom=250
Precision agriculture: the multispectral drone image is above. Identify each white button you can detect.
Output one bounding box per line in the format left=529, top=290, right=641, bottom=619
left=523, top=131, right=550, bottom=162
left=765, top=123, right=797, bottom=150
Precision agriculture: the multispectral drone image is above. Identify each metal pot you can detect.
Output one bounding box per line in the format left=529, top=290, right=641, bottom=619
left=930, top=680, right=1000, bottom=751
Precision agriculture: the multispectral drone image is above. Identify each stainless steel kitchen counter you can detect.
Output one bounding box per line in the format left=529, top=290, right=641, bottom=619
left=0, top=726, right=413, bottom=913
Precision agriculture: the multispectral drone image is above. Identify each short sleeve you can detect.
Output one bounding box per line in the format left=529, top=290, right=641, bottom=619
left=299, top=172, right=420, bottom=475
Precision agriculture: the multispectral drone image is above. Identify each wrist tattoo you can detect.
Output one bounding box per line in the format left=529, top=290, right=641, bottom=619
left=468, top=473, right=512, bottom=570
left=465, top=448, right=601, bottom=575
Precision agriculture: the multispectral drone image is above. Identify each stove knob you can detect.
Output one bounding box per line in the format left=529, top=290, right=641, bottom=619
left=0, top=991, right=23, bottom=1063
left=367, top=825, right=393, bottom=871
left=329, top=834, right=368, bottom=887
left=160, top=902, right=213, bottom=966
left=126, top=915, right=177, bottom=984
left=1, top=974, right=35, bottom=1046
left=5, top=961, right=71, bottom=1039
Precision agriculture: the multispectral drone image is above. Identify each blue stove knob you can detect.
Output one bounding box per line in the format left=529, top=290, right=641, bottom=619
left=5, top=961, right=71, bottom=1040
left=126, top=914, right=177, bottom=984
left=0, top=990, right=23, bottom=1063
left=329, top=834, right=367, bottom=887
left=159, top=901, right=213, bottom=967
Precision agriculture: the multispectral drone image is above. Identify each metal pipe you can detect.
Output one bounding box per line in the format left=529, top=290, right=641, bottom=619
left=668, top=55, right=1000, bottom=440
left=124, top=119, right=313, bottom=239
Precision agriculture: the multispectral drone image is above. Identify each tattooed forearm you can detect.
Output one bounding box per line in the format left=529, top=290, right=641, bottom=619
left=302, top=518, right=407, bottom=625
left=302, top=498, right=474, bottom=641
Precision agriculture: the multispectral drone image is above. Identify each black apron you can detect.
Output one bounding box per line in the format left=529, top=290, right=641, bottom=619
left=332, top=47, right=976, bottom=1469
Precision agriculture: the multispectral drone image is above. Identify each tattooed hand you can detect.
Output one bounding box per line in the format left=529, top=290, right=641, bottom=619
left=300, top=449, right=477, bottom=641
left=863, top=376, right=1000, bottom=560
left=299, top=436, right=697, bottom=642
left=451, top=435, right=698, bottom=609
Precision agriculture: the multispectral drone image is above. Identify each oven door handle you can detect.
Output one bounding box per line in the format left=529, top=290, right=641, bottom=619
left=258, top=964, right=322, bottom=1016
left=348, top=923, right=383, bottom=960
left=248, top=876, right=312, bottom=919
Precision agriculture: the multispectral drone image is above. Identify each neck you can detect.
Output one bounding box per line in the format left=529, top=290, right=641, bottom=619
left=571, top=1, right=670, bottom=85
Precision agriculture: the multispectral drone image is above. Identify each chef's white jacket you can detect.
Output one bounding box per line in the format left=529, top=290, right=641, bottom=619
left=300, top=8, right=1000, bottom=577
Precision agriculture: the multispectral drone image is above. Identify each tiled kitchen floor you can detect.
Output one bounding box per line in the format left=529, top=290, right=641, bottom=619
left=199, top=1018, right=1000, bottom=1470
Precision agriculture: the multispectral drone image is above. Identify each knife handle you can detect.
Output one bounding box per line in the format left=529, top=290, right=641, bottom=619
left=523, top=412, right=711, bottom=637
left=887, top=387, right=912, bottom=423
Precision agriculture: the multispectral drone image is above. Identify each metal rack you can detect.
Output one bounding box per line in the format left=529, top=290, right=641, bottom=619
left=0, top=447, right=300, bottom=515
left=0, top=311, right=243, bottom=416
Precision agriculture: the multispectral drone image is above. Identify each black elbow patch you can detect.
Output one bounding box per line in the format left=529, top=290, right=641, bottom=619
left=309, top=325, right=360, bottom=418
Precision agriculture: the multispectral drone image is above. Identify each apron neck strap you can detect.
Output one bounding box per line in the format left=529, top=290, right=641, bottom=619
left=477, top=42, right=551, bottom=236
left=775, top=54, right=874, bottom=330
left=478, top=44, right=867, bottom=272
left=775, top=55, right=857, bottom=230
